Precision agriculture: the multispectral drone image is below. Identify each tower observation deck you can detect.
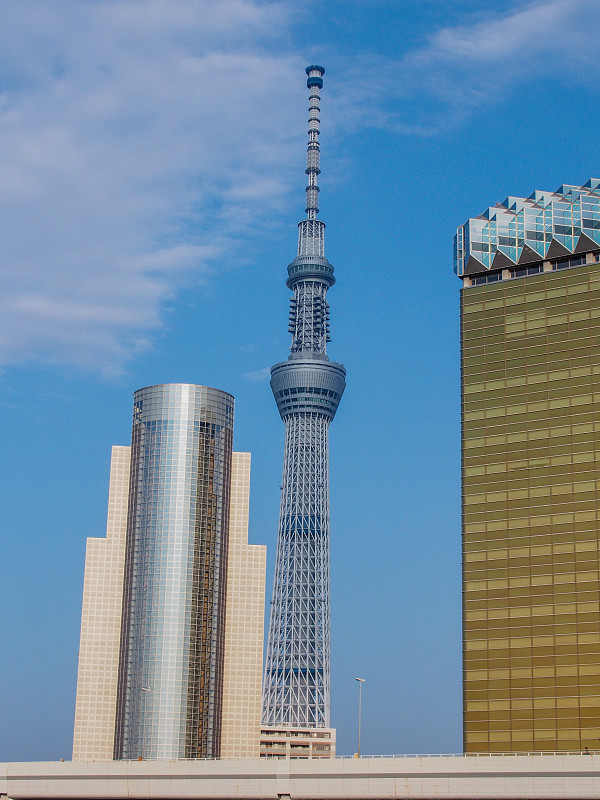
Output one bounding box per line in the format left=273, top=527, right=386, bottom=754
left=262, top=66, right=346, bottom=728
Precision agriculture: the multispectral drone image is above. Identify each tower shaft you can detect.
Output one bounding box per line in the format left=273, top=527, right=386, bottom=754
left=262, top=66, right=345, bottom=728
left=264, top=415, right=331, bottom=727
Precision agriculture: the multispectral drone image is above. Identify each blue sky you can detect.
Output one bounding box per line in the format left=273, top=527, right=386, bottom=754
left=1, top=0, right=600, bottom=761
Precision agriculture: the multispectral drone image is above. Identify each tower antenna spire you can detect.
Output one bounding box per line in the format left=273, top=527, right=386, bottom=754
left=304, top=65, right=324, bottom=223
left=297, top=66, right=327, bottom=263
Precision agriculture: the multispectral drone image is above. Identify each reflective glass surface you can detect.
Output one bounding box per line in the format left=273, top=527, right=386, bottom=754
left=462, top=264, right=600, bottom=753
left=114, top=384, right=234, bottom=760
left=455, top=179, right=600, bottom=276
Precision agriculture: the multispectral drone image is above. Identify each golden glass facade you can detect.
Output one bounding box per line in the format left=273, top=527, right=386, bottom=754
left=462, top=260, right=600, bottom=754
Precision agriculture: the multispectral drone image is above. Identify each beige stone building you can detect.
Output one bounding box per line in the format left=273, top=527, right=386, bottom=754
left=72, top=446, right=131, bottom=761
left=73, top=441, right=265, bottom=760
left=220, top=453, right=266, bottom=759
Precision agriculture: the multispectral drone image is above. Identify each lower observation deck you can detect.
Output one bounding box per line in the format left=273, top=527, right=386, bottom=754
left=270, top=358, right=346, bottom=421
left=4, top=753, right=600, bottom=799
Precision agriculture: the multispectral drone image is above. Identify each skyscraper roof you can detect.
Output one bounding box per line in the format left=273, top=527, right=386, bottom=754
left=455, top=179, right=600, bottom=277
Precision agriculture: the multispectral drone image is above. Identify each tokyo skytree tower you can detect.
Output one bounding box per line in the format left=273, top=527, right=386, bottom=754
left=262, top=66, right=346, bottom=728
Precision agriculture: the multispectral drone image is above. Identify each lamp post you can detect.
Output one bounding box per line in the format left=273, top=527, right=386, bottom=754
left=355, top=678, right=365, bottom=757
left=141, top=687, right=151, bottom=760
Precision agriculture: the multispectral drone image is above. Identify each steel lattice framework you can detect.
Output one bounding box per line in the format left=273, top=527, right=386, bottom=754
left=262, top=66, right=346, bottom=728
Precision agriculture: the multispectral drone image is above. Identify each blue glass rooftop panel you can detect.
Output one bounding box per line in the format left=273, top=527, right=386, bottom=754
left=455, top=179, right=600, bottom=276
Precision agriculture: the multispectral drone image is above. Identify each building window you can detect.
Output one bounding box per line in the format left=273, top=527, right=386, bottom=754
left=553, top=254, right=585, bottom=270
left=511, top=264, right=544, bottom=278
left=472, top=271, right=502, bottom=286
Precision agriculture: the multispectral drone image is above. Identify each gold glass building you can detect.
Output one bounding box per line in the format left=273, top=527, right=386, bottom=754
left=456, top=180, right=600, bottom=754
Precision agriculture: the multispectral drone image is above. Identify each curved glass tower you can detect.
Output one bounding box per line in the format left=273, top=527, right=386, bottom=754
left=114, top=383, right=234, bottom=760
left=262, top=66, right=346, bottom=728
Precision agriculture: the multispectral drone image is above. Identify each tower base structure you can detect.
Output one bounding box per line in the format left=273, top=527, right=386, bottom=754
left=259, top=725, right=336, bottom=759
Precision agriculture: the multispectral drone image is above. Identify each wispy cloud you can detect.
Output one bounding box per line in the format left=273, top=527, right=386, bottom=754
left=2, top=0, right=598, bottom=375
left=331, top=0, right=600, bottom=134
left=0, top=0, right=301, bottom=374
left=244, top=366, right=271, bottom=382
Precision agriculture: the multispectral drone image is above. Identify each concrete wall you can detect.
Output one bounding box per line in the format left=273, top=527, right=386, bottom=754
left=3, top=754, right=600, bottom=799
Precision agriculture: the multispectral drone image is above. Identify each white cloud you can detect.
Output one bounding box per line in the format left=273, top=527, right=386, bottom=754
left=0, top=0, right=303, bottom=374
left=410, top=0, right=600, bottom=105
left=244, top=366, right=271, bottom=381
left=3, top=0, right=598, bottom=375
left=330, top=0, right=600, bottom=135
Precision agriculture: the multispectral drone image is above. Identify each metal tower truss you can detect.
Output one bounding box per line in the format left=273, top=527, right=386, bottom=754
left=262, top=66, right=346, bottom=729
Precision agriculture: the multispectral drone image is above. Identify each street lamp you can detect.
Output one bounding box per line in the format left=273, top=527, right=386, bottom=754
left=141, top=687, right=151, bottom=760
left=355, top=678, right=365, bottom=757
